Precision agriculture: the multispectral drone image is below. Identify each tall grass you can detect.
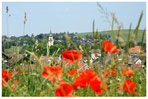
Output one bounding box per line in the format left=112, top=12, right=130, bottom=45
left=141, top=28, right=146, bottom=50
left=23, top=11, right=27, bottom=36
left=127, top=23, right=132, bottom=53
left=6, top=6, right=9, bottom=38
left=134, top=11, right=143, bottom=42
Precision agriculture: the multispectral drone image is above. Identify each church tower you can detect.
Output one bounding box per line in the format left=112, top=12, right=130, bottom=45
left=48, top=29, right=54, bottom=47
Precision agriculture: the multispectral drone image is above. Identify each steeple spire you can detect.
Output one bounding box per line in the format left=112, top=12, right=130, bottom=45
left=49, top=28, right=52, bottom=37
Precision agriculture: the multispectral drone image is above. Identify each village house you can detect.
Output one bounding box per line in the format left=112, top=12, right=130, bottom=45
left=90, top=49, right=101, bottom=60
left=83, top=57, right=93, bottom=64
left=2, top=53, right=35, bottom=68
left=133, top=57, right=142, bottom=64
left=129, top=46, right=141, bottom=56
left=81, top=37, right=86, bottom=41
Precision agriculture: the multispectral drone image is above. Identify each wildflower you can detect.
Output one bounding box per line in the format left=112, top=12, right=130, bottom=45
left=122, top=79, right=136, bottom=95
left=72, top=69, right=98, bottom=90
left=81, top=69, right=98, bottom=83
left=55, top=83, right=74, bottom=97
left=72, top=74, right=88, bottom=91
left=61, top=50, right=82, bottom=63
left=67, top=69, right=81, bottom=76
left=122, top=68, right=134, bottom=76
left=108, top=67, right=117, bottom=76
left=72, top=69, right=107, bottom=95
left=102, top=40, right=120, bottom=53
left=11, top=81, right=18, bottom=92
left=89, top=76, right=107, bottom=95
left=102, top=68, right=117, bottom=78
left=42, top=65, right=63, bottom=84
left=2, top=69, right=13, bottom=87
left=11, top=84, right=16, bottom=91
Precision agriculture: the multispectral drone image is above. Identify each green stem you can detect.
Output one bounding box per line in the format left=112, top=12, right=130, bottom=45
left=107, top=83, right=120, bottom=88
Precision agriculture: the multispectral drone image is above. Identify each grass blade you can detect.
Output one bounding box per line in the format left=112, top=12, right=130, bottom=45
left=81, top=44, right=90, bottom=66
left=127, top=23, right=132, bottom=53
left=134, top=11, right=143, bottom=42
left=116, top=26, right=121, bottom=48
left=93, top=20, right=95, bottom=39
left=141, top=28, right=146, bottom=50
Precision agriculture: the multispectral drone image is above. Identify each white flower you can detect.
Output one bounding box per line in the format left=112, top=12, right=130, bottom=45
left=117, top=78, right=121, bottom=81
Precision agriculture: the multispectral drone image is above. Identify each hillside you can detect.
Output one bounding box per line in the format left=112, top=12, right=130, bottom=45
left=75, top=29, right=145, bottom=42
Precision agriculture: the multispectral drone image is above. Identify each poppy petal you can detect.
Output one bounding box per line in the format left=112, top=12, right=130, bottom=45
left=55, top=83, right=74, bottom=97
left=89, top=76, right=107, bottom=95
left=102, top=40, right=119, bottom=54
left=62, top=50, right=82, bottom=63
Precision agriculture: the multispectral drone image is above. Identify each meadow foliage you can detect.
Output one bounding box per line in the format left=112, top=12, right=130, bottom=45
left=2, top=38, right=146, bottom=96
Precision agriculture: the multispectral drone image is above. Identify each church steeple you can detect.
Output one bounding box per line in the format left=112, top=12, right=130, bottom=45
left=49, top=29, right=52, bottom=37
left=48, top=28, right=54, bottom=47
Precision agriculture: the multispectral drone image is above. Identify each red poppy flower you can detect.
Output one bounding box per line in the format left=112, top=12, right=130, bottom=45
left=72, top=74, right=88, bottom=91
left=55, top=83, right=74, bottom=97
left=122, top=68, right=134, bottom=76
left=108, top=67, right=117, bottom=76
left=102, top=40, right=120, bottom=53
left=72, top=69, right=98, bottom=90
left=2, top=69, right=13, bottom=87
left=11, top=84, right=16, bottom=92
left=102, top=68, right=117, bottom=78
left=67, top=69, right=81, bottom=76
left=61, top=50, right=82, bottom=63
left=89, top=76, right=107, bottom=95
left=11, top=80, right=21, bottom=91
left=81, top=69, right=98, bottom=83
left=2, top=81, right=7, bottom=87
left=42, top=65, right=63, bottom=84
left=8, top=70, right=13, bottom=76
left=122, top=79, right=136, bottom=95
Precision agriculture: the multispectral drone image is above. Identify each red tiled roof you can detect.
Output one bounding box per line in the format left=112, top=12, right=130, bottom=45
left=129, top=46, right=141, bottom=53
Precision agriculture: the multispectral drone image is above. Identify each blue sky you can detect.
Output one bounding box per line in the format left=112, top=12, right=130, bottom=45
left=2, top=2, right=146, bottom=37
